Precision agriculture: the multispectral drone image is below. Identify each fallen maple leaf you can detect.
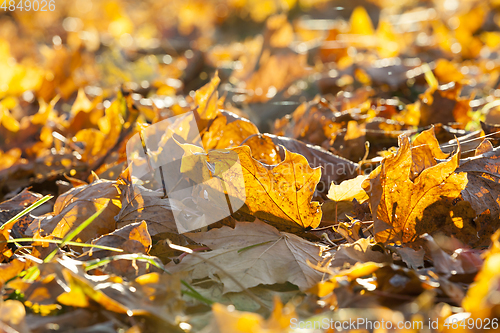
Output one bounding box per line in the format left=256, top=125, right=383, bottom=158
left=362, top=134, right=467, bottom=244
left=268, top=134, right=359, bottom=190
left=0, top=188, right=41, bottom=239
left=194, top=72, right=223, bottom=124
left=331, top=238, right=391, bottom=268
left=9, top=258, right=184, bottom=325
left=327, top=175, right=369, bottom=203
left=85, top=220, right=152, bottom=259
left=419, top=83, right=471, bottom=128
left=457, top=143, right=500, bottom=218
left=28, top=180, right=121, bottom=242
left=6, top=0, right=500, bottom=330
left=387, top=245, right=425, bottom=270
left=325, top=175, right=369, bottom=223
left=242, top=133, right=359, bottom=190
left=167, top=220, right=325, bottom=293
left=115, top=178, right=177, bottom=236
left=421, top=233, right=466, bottom=275
left=410, top=127, right=449, bottom=179
left=202, top=111, right=259, bottom=150
left=231, top=145, right=322, bottom=231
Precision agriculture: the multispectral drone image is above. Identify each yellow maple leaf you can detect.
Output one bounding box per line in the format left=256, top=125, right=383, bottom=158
left=362, top=134, right=467, bottom=244
left=232, top=145, right=322, bottom=231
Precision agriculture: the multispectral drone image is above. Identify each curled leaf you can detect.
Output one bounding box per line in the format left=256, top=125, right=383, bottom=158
left=362, top=135, right=467, bottom=244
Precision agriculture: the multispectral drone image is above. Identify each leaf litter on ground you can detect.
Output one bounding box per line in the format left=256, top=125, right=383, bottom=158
left=2, top=0, right=500, bottom=332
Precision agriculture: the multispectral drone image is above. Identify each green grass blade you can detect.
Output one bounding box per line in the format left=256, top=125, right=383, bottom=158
left=44, top=202, right=108, bottom=262
left=181, top=281, right=214, bottom=305
left=83, top=253, right=165, bottom=271
left=22, top=266, right=40, bottom=282
left=83, top=253, right=214, bottom=305
left=3, top=238, right=124, bottom=252
left=0, top=195, right=53, bottom=230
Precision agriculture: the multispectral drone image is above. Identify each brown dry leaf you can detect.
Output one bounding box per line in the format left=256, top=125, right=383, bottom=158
left=421, top=234, right=466, bottom=275
left=480, top=121, right=500, bottom=147
left=475, top=139, right=494, bottom=155
left=61, top=270, right=184, bottom=324
left=268, top=134, right=359, bottom=191
left=273, top=98, right=334, bottom=146
left=321, top=200, right=360, bottom=224
left=115, top=178, right=177, bottom=236
left=419, top=83, right=471, bottom=128
left=29, top=180, right=121, bottom=242
left=0, top=188, right=41, bottom=238
left=440, top=200, right=483, bottom=247
left=439, top=129, right=485, bottom=157
left=167, top=220, right=325, bottom=293
left=29, top=230, right=60, bottom=261
left=25, top=308, right=93, bottom=333
left=0, top=189, right=40, bottom=222
left=362, top=135, right=467, bottom=244
left=335, top=220, right=366, bottom=243
left=85, top=221, right=152, bottom=259
left=457, top=145, right=500, bottom=218
left=331, top=238, right=392, bottom=268
left=231, top=145, right=322, bottom=231
left=330, top=121, right=368, bottom=162
left=8, top=264, right=68, bottom=310
left=10, top=258, right=184, bottom=325
left=373, top=265, right=428, bottom=299
left=387, top=246, right=425, bottom=270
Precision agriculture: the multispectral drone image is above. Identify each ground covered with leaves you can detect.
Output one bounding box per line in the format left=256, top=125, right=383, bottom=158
left=2, top=0, right=500, bottom=332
